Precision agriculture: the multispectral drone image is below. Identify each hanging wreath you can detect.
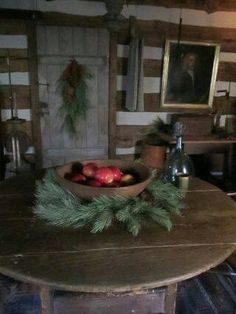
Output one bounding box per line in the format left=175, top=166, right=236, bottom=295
left=34, top=170, right=184, bottom=236
left=57, top=59, right=92, bottom=137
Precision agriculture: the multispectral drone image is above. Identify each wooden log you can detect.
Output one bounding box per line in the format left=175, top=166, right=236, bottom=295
left=118, top=21, right=236, bottom=53
left=117, top=91, right=160, bottom=112
left=165, top=283, right=177, bottom=314
left=0, top=58, right=28, bottom=73
left=0, top=97, right=31, bottom=109
left=40, top=286, right=54, bottom=314
left=214, top=96, right=236, bottom=114
left=0, top=10, right=104, bottom=28
left=116, top=125, right=149, bottom=147
left=217, top=62, right=236, bottom=82
left=87, top=0, right=236, bottom=13
left=0, top=19, right=27, bottom=34
left=117, top=90, right=236, bottom=114
left=144, top=93, right=161, bottom=112
left=118, top=59, right=236, bottom=82
left=1, top=120, right=33, bottom=139
left=117, top=58, right=162, bottom=77
left=0, top=85, right=30, bottom=99
left=0, top=49, right=28, bottom=59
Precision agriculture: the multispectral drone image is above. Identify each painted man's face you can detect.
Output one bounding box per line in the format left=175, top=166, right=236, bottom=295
left=184, top=53, right=197, bottom=71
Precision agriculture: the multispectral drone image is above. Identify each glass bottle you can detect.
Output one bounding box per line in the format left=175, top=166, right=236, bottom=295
left=164, top=122, right=194, bottom=186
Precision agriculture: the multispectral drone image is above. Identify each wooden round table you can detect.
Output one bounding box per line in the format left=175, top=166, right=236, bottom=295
left=0, top=174, right=236, bottom=313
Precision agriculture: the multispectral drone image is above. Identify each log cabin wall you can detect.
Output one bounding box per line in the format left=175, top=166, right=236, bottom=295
left=115, top=4, right=236, bottom=161
left=0, top=19, right=36, bottom=167
left=0, top=1, right=236, bottom=172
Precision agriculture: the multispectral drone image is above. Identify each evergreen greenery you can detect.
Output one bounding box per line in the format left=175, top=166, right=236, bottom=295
left=57, top=60, right=92, bottom=136
left=143, top=117, right=171, bottom=146
left=34, top=170, right=183, bottom=236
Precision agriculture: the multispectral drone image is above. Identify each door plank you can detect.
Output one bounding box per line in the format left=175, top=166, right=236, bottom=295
left=37, top=26, right=109, bottom=166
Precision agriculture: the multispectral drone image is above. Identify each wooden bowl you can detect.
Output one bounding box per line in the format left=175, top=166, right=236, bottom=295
left=55, top=159, right=152, bottom=200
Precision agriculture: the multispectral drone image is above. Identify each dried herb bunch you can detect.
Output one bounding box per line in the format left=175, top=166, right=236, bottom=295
left=57, top=59, right=92, bottom=137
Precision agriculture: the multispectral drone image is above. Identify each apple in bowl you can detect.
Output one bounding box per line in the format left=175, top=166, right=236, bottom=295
left=55, top=159, right=152, bottom=200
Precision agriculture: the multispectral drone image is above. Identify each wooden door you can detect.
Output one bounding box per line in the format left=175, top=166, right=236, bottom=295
left=37, top=26, right=109, bottom=167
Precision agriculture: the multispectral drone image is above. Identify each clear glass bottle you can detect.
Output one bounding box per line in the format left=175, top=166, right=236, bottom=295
left=164, top=122, right=194, bottom=186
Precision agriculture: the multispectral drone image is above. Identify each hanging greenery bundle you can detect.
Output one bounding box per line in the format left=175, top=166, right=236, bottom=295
left=57, top=59, right=92, bottom=136
left=34, top=170, right=184, bottom=236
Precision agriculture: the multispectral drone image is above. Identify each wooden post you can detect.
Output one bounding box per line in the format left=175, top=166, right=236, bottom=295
left=0, top=105, right=5, bottom=181
left=27, top=20, right=43, bottom=169
left=108, top=32, right=118, bottom=159
left=165, top=283, right=177, bottom=314
left=40, top=286, right=54, bottom=314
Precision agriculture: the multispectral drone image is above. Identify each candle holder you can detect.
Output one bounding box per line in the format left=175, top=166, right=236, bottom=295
left=4, top=117, right=31, bottom=174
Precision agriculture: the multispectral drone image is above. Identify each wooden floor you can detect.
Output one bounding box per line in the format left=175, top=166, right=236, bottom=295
left=176, top=260, right=236, bottom=314
left=0, top=260, right=236, bottom=314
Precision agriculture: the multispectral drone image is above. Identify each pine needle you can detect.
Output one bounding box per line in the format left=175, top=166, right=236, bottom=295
left=33, top=170, right=184, bottom=236
left=57, top=62, right=92, bottom=138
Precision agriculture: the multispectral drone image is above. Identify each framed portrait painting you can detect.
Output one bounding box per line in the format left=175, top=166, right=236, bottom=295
left=160, top=40, right=220, bottom=110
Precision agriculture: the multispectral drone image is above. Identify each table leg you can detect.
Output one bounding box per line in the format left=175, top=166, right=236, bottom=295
left=165, top=283, right=177, bottom=314
left=0, top=290, right=4, bottom=314
left=40, top=286, right=54, bottom=314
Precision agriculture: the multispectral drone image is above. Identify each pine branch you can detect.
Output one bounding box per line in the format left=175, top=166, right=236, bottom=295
left=34, top=170, right=184, bottom=236
left=57, top=63, right=92, bottom=137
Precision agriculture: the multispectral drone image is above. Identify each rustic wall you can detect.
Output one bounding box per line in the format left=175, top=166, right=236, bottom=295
left=1, top=1, right=236, bottom=168
left=0, top=20, right=34, bottom=155
left=115, top=5, right=236, bottom=160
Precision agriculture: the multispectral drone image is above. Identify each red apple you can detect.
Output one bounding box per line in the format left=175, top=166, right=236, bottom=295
left=95, top=167, right=114, bottom=184
left=108, top=166, right=123, bottom=181
left=82, top=162, right=98, bottom=178
left=87, top=179, right=102, bottom=187
left=71, top=173, right=86, bottom=183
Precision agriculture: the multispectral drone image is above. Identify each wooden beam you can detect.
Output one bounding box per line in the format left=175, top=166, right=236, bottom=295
left=0, top=104, right=6, bottom=181
left=73, top=0, right=236, bottom=13
left=116, top=125, right=149, bottom=148
left=218, top=62, right=236, bottom=82
left=39, top=286, right=54, bottom=314
left=0, top=18, right=27, bottom=34
left=108, top=33, right=118, bottom=159
left=117, top=91, right=236, bottom=114
left=118, top=57, right=236, bottom=82
left=118, top=20, right=236, bottom=53
left=117, top=58, right=162, bottom=77
left=117, top=91, right=161, bottom=112
left=0, top=9, right=104, bottom=28
left=165, top=283, right=177, bottom=314
left=27, top=21, right=42, bottom=169
left=1, top=121, right=32, bottom=139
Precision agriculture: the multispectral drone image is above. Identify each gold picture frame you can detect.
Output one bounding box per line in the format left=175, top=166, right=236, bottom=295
left=160, top=40, right=220, bottom=110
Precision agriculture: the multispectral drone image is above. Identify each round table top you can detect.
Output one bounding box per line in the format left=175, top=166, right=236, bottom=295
left=0, top=174, right=236, bottom=293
